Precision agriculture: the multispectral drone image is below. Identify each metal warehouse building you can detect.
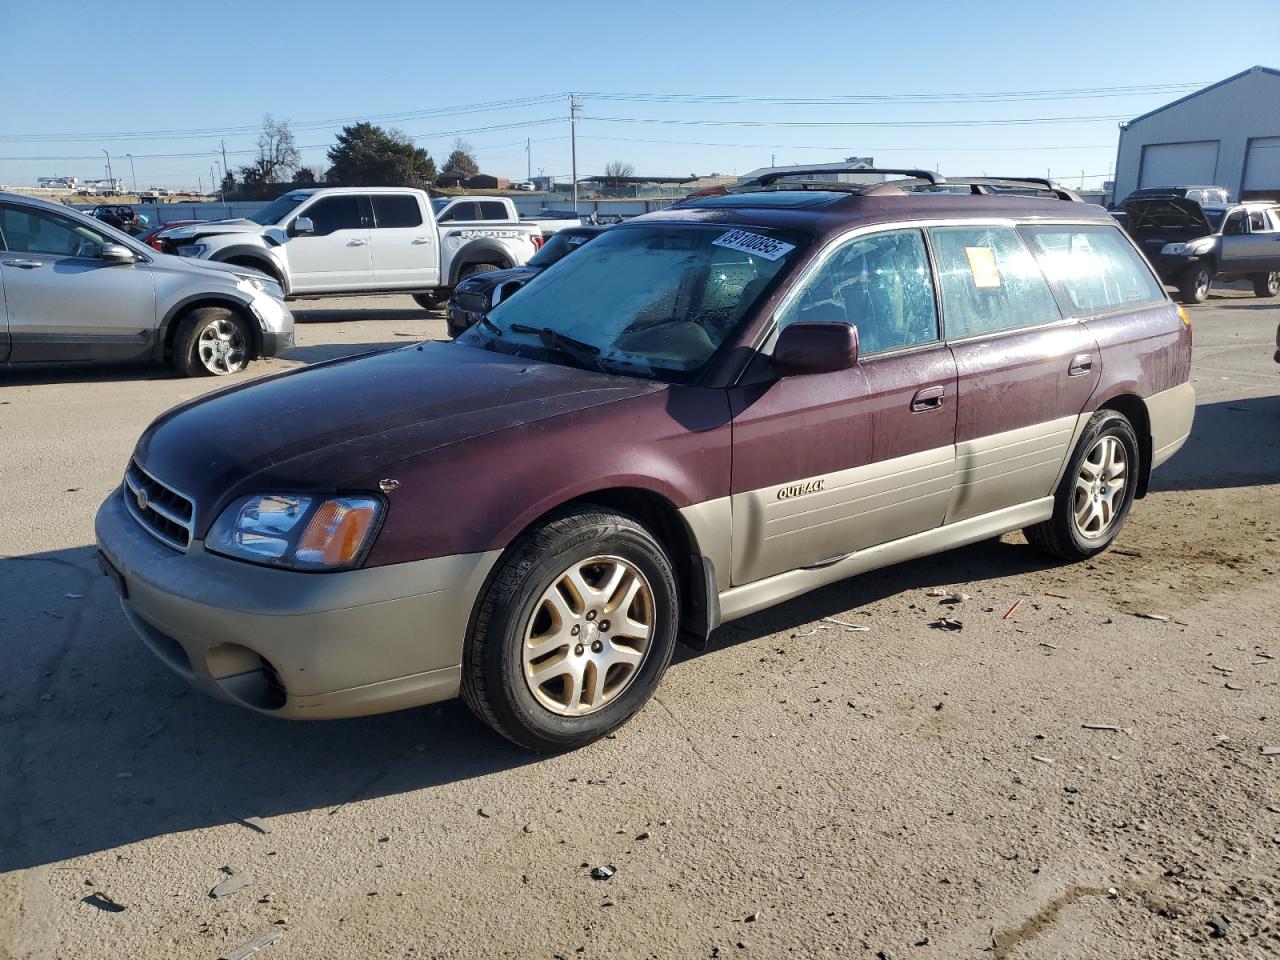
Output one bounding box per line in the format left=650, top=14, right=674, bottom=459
left=1113, top=65, right=1280, bottom=202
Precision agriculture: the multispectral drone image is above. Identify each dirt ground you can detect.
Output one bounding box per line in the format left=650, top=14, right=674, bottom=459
left=1, top=290, right=1278, bottom=959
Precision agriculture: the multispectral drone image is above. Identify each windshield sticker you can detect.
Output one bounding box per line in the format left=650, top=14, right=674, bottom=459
left=566, top=236, right=588, bottom=246
left=964, top=246, right=1002, bottom=288
left=712, top=229, right=795, bottom=261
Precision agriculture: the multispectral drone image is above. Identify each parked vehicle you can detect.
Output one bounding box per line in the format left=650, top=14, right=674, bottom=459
left=0, top=192, right=293, bottom=376
left=1121, top=193, right=1280, bottom=303
left=432, top=195, right=584, bottom=239
left=88, top=204, right=149, bottom=236
left=138, top=220, right=200, bottom=252
left=444, top=226, right=605, bottom=335
left=160, top=188, right=541, bottom=309
left=1121, top=185, right=1231, bottom=206
left=95, top=169, right=1194, bottom=750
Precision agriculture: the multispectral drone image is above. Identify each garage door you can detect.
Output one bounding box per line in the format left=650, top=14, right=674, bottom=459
left=1139, top=141, right=1220, bottom=188
left=1243, top=137, right=1280, bottom=193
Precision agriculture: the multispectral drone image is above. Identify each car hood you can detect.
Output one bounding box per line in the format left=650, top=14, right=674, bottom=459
left=144, top=251, right=261, bottom=284
left=165, top=218, right=264, bottom=240
left=1122, top=197, right=1214, bottom=238
left=454, top=266, right=540, bottom=297
left=133, top=342, right=662, bottom=535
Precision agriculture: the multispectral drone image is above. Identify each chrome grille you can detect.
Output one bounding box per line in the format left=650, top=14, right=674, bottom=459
left=123, top=459, right=195, bottom=551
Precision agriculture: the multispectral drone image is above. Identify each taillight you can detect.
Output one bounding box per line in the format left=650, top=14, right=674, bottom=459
left=147, top=238, right=164, bottom=251
left=530, top=235, right=546, bottom=250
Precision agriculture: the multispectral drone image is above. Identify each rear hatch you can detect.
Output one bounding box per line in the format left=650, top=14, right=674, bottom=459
left=1122, top=196, right=1215, bottom=257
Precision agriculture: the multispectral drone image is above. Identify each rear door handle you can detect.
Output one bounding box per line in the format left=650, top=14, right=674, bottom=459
left=910, top=385, right=946, bottom=412
left=1068, top=353, right=1093, bottom=376
left=2, top=259, right=43, bottom=269
left=347, top=238, right=368, bottom=247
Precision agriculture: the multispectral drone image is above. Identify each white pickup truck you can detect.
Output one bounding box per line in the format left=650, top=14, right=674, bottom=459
left=162, top=187, right=542, bottom=308
left=432, top=195, right=584, bottom=239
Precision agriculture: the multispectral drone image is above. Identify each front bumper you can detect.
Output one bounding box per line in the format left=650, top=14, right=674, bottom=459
left=95, top=487, right=500, bottom=719
left=445, top=302, right=484, bottom=332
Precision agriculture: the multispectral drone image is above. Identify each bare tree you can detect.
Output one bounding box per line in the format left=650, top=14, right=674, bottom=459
left=604, top=160, right=635, bottom=189
left=254, top=114, right=300, bottom=184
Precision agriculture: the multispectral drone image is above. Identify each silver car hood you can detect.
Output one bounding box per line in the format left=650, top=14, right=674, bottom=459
left=165, top=219, right=264, bottom=240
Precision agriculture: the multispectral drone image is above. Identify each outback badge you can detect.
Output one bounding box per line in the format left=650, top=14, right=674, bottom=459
left=776, top=479, right=825, bottom=501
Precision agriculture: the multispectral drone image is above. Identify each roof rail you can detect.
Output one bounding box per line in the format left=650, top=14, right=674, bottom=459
left=942, top=177, right=1083, bottom=202
left=746, top=166, right=945, bottom=187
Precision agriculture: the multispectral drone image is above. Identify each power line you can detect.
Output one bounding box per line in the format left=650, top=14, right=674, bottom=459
left=579, top=82, right=1204, bottom=106
left=582, top=114, right=1131, bottom=129
left=580, top=134, right=1116, bottom=152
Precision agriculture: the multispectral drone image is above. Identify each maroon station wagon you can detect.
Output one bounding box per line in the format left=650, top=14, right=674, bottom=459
left=96, top=169, right=1195, bottom=750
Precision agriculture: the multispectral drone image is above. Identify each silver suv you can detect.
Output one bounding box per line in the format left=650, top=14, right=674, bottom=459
left=0, top=193, right=293, bottom=376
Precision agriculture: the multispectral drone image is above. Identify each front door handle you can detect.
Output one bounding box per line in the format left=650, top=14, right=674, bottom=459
left=910, top=385, right=946, bottom=412
left=411, top=237, right=431, bottom=245
left=346, top=238, right=368, bottom=247
left=1068, top=353, right=1093, bottom=377
left=3, top=259, right=43, bottom=269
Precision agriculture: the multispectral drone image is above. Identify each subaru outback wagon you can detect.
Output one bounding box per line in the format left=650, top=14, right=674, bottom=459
left=96, top=169, right=1194, bottom=751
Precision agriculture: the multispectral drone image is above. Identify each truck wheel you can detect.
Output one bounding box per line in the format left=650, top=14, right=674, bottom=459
left=462, top=506, right=679, bottom=751
left=412, top=292, right=444, bottom=311
left=1252, top=272, right=1280, bottom=298
left=173, top=306, right=251, bottom=377
left=1023, top=409, right=1139, bottom=561
left=1177, top=265, right=1211, bottom=304
left=461, top=263, right=502, bottom=279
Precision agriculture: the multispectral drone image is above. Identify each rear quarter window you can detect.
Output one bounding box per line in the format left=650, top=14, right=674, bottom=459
left=1019, top=224, right=1167, bottom=316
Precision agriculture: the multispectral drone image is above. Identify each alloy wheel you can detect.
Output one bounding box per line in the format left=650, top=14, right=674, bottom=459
left=1268, top=272, right=1280, bottom=296
left=521, top=555, right=654, bottom=716
left=1073, top=435, right=1127, bottom=539
left=197, top=317, right=247, bottom=375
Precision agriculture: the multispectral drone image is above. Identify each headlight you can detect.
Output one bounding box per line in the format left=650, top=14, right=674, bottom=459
left=177, top=243, right=208, bottom=257
left=236, top=274, right=285, bottom=300
left=1160, top=242, right=1187, bottom=256
left=206, top=494, right=383, bottom=570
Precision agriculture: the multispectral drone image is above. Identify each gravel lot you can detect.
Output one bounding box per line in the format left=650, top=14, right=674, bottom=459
left=2, top=291, right=1278, bottom=959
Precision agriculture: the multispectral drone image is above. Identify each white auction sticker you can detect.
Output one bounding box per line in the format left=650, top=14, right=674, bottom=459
left=712, top=229, right=795, bottom=261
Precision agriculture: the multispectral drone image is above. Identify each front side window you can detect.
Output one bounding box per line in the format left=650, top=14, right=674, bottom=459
left=372, top=195, right=422, bottom=228
left=468, top=223, right=804, bottom=382
left=1021, top=224, right=1166, bottom=316
left=777, top=229, right=938, bottom=355
left=929, top=225, right=1060, bottom=338
left=299, top=196, right=364, bottom=236
left=0, top=205, right=112, bottom=257
left=1223, top=211, right=1245, bottom=236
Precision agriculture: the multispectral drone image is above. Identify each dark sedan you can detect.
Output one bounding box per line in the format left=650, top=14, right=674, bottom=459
left=445, top=226, right=604, bottom=335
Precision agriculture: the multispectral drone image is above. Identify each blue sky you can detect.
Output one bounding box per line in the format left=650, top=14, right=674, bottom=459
left=0, top=0, right=1272, bottom=191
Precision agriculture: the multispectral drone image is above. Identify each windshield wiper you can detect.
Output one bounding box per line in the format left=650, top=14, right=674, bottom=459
left=476, top=315, right=503, bottom=336
left=508, top=323, right=605, bottom=371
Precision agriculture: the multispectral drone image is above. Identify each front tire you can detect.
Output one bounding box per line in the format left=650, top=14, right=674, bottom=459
left=412, top=292, right=444, bottom=311
left=462, top=506, right=679, bottom=751
left=1177, top=265, right=1211, bottom=304
left=1252, top=271, right=1280, bottom=298
left=1024, top=410, right=1140, bottom=561
left=172, top=306, right=251, bottom=377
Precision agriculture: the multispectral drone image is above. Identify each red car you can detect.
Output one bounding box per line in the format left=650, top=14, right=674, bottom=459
left=96, top=169, right=1194, bottom=750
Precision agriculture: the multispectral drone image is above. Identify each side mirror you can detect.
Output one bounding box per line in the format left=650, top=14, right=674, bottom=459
left=291, top=216, right=314, bottom=236
left=773, top=321, right=859, bottom=376
left=100, top=243, right=136, bottom=263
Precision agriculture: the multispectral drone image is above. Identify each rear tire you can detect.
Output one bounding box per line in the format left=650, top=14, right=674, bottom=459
left=461, top=263, right=502, bottom=279
left=172, top=306, right=251, bottom=377
left=461, top=506, right=679, bottom=751
left=412, top=292, right=444, bottom=311
left=1177, top=265, right=1211, bottom=304
left=1252, top=271, right=1280, bottom=298
left=1024, top=409, right=1140, bottom=561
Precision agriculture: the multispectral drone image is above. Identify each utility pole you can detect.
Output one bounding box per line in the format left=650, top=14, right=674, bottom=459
left=221, top=139, right=229, bottom=183
left=526, top=138, right=531, bottom=181
left=770, top=153, right=775, bottom=168
left=102, top=149, right=113, bottom=190
left=126, top=154, right=137, bottom=193
left=569, top=93, right=581, bottom=211
left=211, top=165, right=217, bottom=198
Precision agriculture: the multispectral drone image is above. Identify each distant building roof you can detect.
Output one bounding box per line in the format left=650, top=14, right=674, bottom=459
left=1123, top=65, right=1280, bottom=127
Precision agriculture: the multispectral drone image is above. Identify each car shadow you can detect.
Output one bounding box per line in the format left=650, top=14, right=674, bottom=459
left=1147, top=395, right=1280, bottom=492
left=0, top=361, right=175, bottom=386
left=290, top=305, right=439, bottom=324
left=279, top=341, right=419, bottom=365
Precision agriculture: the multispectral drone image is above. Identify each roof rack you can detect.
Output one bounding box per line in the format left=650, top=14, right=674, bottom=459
left=743, top=165, right=945, bottom=188
left=941, top=177, right=1083, bottom=202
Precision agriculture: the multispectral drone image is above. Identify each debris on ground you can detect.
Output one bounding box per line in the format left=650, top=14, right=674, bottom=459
left=240, top=816, right=272, bottom=834
left=821, top=617, right=870, bottom=631
left=1082, top=723, right=1125, bottom=733
left=221, top=929, right=282, bottom=960
left=925, top=589, right=947, bottom=597
left=478, top=806, right=494, bottom=818
left=930, top=618, right=963, bottom=631
left=1002, top=599, right=1023, bottom=620
left=1032, top=755, right=1055, bottom=765
left=1134, top=612, right=1169, bottom=621
left=1208, top=914, right=1230, bottom=939
left=523, top=822, right=537, bottom=833
left=941, top=592, right=970, bottom=605
left=210, top=871, right=252, bottom=898
left=590, top=865, right=616, bottom=880
left=1261, top=746, right=1280, bottom=757
left=635, top=831, right=650, bottom=842
left=81, top=892, right=126, bottom=913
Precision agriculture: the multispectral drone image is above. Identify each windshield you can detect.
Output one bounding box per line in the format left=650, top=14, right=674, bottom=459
left=431, top=198, right=449, bottom=213
left=461, top=223, right=804, bottom=382
left=526, top=230, right=598, bottom=268
left=249, top=192, right=310, bottom=225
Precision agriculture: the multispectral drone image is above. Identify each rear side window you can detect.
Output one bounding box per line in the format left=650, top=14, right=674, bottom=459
left=929, top=226, right=1060, bottom=338
left=372, top=195, right=422, bottom=228
left=438, top=201, right=478, bottom=223
left=479, top=201, right=509, bottom=220
left=1248, top=209, right=1270, bottom=231
left=778, top=228, right=938, bottom=355
left=301, top=196, right=364, bottom=235
left=1020, top=224, right=1166, bottom=315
